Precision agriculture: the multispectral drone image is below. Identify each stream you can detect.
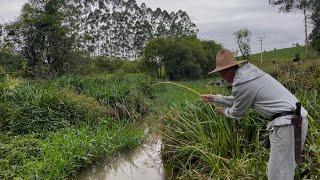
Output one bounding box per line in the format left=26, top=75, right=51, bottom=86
left=76, top=116, right=165, bottom=180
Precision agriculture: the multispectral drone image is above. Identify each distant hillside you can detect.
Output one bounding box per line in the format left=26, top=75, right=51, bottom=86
left=249, top=46, right=318, bottom=62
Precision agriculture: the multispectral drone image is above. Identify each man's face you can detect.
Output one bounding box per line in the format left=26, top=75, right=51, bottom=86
left=219, top=68, right=235, bottom=84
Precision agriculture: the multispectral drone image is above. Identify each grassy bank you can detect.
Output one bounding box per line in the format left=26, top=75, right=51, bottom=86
left=249, top=46, right=318, bottom=62
left=0, top=73, right=153, bottom=179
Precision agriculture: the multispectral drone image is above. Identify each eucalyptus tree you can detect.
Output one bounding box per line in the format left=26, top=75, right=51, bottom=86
left=310, top=0, right=320, bottom=55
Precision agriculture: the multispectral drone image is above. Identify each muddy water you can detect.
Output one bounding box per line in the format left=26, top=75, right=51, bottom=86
left=76, top=121, right=165, bottom=180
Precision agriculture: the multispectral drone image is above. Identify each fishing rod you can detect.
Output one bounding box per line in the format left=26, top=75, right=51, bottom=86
left=151, top=81, right=202, bottom=96
left=151, top=81, right=218, bottom=110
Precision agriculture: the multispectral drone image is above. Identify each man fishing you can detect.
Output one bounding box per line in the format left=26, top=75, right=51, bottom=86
left=201, top=49, right=308, bottom=180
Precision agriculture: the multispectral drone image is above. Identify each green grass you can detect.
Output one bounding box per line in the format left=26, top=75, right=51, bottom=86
left=249, top=46, right=318, bottom=62
left=0, top=119, right=143, bottom=179
left=158, top=62, right=320, bottom=179
left=0, top=73, right=153, bottom=179
left=1, top=54, right=320, bottom=179
left=152, top=79, right=228, bottom=110
left=162, top=102, right=268, bottom=179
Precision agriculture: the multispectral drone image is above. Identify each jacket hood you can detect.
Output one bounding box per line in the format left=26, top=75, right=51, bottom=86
left=232, top=63, right=265, bottom=86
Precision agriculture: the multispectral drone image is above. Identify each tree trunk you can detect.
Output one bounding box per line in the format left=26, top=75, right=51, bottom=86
left=304, top=8, right=308, bottom=59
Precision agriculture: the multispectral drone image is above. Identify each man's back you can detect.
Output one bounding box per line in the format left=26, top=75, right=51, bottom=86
left=228, top=63, right=307, bottom=119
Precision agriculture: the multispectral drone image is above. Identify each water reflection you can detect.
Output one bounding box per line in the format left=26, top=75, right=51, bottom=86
left=76, top=136, right=164, bottom=180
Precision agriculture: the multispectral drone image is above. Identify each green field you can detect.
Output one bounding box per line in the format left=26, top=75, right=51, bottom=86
left=249, top=46, right=318, bottom=62
left=1, top=53, right=320, bottom=179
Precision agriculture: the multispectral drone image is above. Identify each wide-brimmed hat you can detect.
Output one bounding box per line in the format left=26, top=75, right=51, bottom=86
left=208, top=49, right=247, bottom=74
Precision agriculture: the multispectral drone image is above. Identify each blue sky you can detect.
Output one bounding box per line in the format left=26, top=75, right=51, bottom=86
left=0, top=0, right=309, bottom=53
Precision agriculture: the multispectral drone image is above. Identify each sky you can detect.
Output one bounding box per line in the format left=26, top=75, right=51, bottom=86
left=0, top=0, right=308, bottom=53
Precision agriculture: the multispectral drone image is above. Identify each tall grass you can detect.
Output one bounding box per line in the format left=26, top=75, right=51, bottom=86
left=1, top=82, right=106, bottom=134
left=0, top=119, right=143, bottom=179
left=0, top=73, right=153, bottom=179
left=160, top=60, right=320, bottom=179
left=162, top=102, right=269, bottom=179
left=53, top=73, right=154, bottom=121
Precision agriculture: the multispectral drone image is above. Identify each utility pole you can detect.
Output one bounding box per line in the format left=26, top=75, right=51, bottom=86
left=258, top=36, right=265, bottom=64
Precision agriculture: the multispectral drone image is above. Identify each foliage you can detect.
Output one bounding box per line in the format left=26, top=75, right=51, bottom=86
left=0, top=83, right=107, bottom=134
left=67, top=0, right=198, bottom=58
left=269, top=0, right=313, bottom=13
left=233, top=28, right=252, bottom=60
left=6, top=0, right=75, bottom=77
left=54, top=73, right=154, bottom=121
left=310, top=0, right=320, bottom=55
left=269, top=0, right=313, bottom=58
left=162, top=102, right=268, bottom=179
left=143, top=37, right=222, bottom=80
left=0, top=49, right=27, bottom=75
left=0, top=73, right=152, bottom=179
left=311, top=33, right=320, bottom=55
left=0, top=119, right=142, bottom=179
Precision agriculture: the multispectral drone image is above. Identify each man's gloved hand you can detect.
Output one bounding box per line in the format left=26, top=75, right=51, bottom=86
left=201, top=94, right=214, bottom=103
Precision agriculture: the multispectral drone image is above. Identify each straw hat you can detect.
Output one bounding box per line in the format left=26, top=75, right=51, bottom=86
left=208, top=49, right=247, bottom=74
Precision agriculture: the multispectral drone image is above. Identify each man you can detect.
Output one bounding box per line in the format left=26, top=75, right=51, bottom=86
left=201, top=49, right=308, bottom=180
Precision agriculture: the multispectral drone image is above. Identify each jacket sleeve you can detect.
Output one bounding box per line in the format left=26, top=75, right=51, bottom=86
left=223, top=86, right=255, bottom=119
left=212, top=94, right=234, bottom=107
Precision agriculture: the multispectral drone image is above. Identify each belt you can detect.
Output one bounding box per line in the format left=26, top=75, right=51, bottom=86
left=271, top=111, right=295, bottom=120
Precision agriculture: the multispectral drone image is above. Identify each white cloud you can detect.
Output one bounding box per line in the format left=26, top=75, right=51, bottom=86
left=0, top=0, right=27, bottom=23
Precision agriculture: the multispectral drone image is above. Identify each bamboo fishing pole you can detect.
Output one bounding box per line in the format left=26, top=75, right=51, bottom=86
left=151, top=82, right=202, bottom=96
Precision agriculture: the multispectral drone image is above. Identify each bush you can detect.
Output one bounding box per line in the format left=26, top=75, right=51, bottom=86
left=0, top=50, right=27, bottom=75
left=0, top=83, right=107, bottom=134
left=54, top=73, right=154, bottom=121
left=311, top=33, right=320, bottom=56
left=143, top=36, right=222, bottom=80
left=119, top=60, right=143, bottom=73
left=93, top=56, right=124, bottom=73
left=293, top=53, right=301, bottom=62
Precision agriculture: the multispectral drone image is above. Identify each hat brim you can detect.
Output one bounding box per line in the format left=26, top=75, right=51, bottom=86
left=208, top=60, right=247, bottom=74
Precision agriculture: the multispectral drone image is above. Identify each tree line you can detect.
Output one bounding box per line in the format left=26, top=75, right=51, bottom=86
left=0, top=0, right=197, bottom=77
left=269, top=0, right=320, bottom=57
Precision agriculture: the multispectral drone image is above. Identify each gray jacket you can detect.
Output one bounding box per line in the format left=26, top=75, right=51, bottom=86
left=212, top=63, right=307, bottom=128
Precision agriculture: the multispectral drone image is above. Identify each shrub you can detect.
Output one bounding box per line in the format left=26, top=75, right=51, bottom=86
left=0, top=50, right=27, bottom=75
left=143, top=36, right=222, bottom=80
left=0, top=84, right=107, bottom=134
left=54, top=73, right=154, bottom=121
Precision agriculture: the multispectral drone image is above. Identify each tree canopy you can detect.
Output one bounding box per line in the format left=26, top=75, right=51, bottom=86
left=143, top=37, right=222, bottom=80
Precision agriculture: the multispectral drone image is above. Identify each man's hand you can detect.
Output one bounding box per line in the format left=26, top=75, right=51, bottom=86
left=215, top=107, right=225, bottom=116
left=201, top=94, right=214, bottom=103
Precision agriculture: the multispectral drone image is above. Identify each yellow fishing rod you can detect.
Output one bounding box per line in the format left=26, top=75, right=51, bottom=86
left=151, top=81, right=202, bottom=96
